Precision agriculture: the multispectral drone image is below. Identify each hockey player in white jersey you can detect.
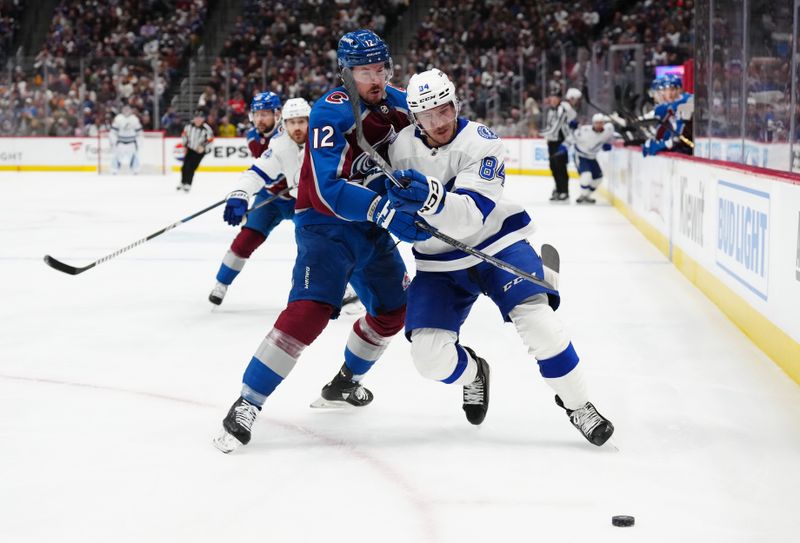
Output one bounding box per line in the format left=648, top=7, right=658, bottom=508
left=386, top=69, right=614, bottom=446
left=569, top=113, right=615, bottom=204
left=109, top=105, right=143, bottom=174
left=208, top=98, right=310, bottom=305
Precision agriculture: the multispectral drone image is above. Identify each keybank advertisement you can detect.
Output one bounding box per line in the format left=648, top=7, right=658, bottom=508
left=715, top=180, right=770, bottom=300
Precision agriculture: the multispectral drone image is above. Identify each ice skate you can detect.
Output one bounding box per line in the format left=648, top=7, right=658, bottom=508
left=176, top=183, right=190, bottom=192
left=555, top=395, right=614, bottom=446
left=208, top=282, right=228, bottom=306
left=310, top=364, right=373, bottom=408
left=576, top=194, right=596, bottom=204
left=340, top=284, right=364, bottom=315
left=462, top=347, right=490, bottom=425
left=213, top=396, right=261, bottom=453
left=549, top=191, right=569, bottom=203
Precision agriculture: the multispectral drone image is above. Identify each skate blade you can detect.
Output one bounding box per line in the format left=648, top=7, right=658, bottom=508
left=309, top=397, right=357, bottom=409
left=340, top=300, right=365, bottom=316
left=212, top=430, right=243, bottom=454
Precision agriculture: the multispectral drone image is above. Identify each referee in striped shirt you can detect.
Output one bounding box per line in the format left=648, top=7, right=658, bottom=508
left=178, top=109, right=215, bottom=192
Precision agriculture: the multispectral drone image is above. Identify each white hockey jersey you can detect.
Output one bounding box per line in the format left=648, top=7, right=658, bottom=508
left=570, top=122, right=615, bottom=159
left=233, top=126, right=305, bottom=199
left=110, top=113, right=142, bottom=145
left=388, top=119, right=534, bottom=272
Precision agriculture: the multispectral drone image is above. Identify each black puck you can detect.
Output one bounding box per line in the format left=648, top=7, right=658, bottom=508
left=612, top=515, right=635, bottom=527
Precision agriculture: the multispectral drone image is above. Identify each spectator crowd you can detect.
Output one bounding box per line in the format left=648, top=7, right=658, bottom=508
left=5, top=0, right=791, bottom=152
left=0, top=0, right=206, bottom=136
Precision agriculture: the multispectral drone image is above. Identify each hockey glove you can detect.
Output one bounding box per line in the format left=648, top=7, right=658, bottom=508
left=555, top=144, right=569, bottom=156
left=568, top=119, right=578, bottom=130
left=223, top=190, right=249, bottom=226
left=602, top=143, right=613, bottom=152
left=368, top=195, right=432, bottom=243
left=388, top=169, right=446, bottom=216
left=609, top=112, right=627, bottom=127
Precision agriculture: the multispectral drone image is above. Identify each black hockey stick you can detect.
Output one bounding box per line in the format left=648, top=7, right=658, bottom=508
left=583, top=86, right=694, bottom=149
left=44, top=187, right=291, bottom=275
left=341, top=69, right=555, bottom=291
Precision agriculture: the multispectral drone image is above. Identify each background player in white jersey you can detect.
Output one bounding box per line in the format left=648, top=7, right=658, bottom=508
left=569, top=113, right=615, bottom=204
left=209, top=97, right=309, bottom=305
left=386, top=69, right=614, bottom=446
left=109, top=104, right=143, bottom=175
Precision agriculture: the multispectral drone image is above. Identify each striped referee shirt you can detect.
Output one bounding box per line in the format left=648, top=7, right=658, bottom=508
left=182, top=122, right=214, bottom=152
left=541, top=101, right=577, bottom=143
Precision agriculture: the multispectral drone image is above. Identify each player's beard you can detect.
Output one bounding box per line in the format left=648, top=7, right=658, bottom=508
left=289, top=130, right=305, bottom=144
left=257, top=120, right=275, bottom=134
left=363, top=84, right=383, bottom=105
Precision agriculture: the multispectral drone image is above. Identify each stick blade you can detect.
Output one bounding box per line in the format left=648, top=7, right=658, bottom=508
left=43, top=255, right=87, bottom=275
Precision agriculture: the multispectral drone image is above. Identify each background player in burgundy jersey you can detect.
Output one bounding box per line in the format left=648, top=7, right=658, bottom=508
left=245, top=91, right=281, bottom=158
left=213, top=29, right=429, bottom=453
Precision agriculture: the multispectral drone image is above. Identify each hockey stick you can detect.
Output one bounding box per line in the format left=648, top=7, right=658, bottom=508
left=341, top=69, right=555, bottom=291
left=43, top=187, right=291, bottom=275
left=583, top=87, right=694, bottom=149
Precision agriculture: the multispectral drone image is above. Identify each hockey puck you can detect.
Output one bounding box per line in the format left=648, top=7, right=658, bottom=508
left=612, top=515, right=635, bottom=527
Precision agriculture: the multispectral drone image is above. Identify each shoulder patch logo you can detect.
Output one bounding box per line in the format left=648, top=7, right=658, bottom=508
left=477, top=125, right=498, bottom=140
left=326, top=91, right=349, bottom=104
left=261, top=149, right=273, bottom=159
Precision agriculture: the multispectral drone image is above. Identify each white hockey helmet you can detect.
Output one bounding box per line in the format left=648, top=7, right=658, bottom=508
left=565, top=88, right=582, bottom=101
left=406, top=69, right=459, bottom=126
left=592, top=113, right=609, bottom=124
left=282, top=98, right=311, bottom=120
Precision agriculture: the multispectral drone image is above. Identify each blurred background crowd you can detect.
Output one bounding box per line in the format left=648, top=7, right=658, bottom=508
left=0, top=0, right=796, bottom=168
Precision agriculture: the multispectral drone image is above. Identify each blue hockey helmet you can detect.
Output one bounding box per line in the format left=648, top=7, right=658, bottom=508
left=250, top=91, right=282, bottom=112
left=665, top=74, right=683, bottom=88
left=337, top=29, right=392, bottom=70
left=650, top=76, right=665, bottom=91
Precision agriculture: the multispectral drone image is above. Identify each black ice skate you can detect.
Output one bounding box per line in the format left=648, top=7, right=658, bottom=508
left=462, top=347, right=490, bottom=425
left=213, top=396, right=261, bottom=453
left=555, top=395, right=614, bottom=446
left=208, top=282, right=228, bottom=305
left=310, top=364, right=374, bottom=408
left=549, top=191, right=569, bottom=203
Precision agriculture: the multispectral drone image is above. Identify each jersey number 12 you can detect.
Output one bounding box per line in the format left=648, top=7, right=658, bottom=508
left=312, top=126, right=334, bottom=148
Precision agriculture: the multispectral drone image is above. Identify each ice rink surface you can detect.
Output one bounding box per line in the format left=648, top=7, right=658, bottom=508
left=1, top=171, right=799, bottom=542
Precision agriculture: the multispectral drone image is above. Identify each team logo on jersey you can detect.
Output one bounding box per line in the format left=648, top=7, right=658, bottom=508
left=477, top=125, right=498, bottom=140
left=351, top=152, right=377, bottom=177
left=326, top=91, right=349, bottom=104
left=262, top=149, right=273, bottom=160
left=402, top=272, right=411, bottom=290
left=380, top=105, right=389, bottom=114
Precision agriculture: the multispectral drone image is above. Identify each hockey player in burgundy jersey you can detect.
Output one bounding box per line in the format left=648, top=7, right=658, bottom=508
left=245, top=91, right=281, bottom=159
left=213, top=29, right=428, bottom=453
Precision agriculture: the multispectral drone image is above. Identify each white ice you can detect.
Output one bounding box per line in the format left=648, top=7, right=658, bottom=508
left=1, top=171, right=799, bottom=543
